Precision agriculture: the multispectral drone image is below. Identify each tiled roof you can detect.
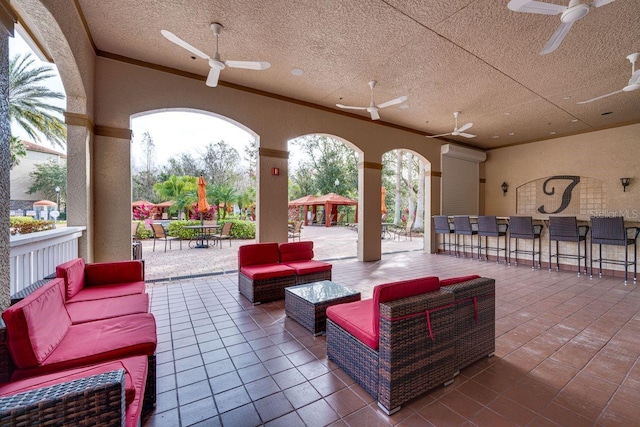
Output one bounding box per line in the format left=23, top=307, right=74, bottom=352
left=20, top=140, right=67, bottom=158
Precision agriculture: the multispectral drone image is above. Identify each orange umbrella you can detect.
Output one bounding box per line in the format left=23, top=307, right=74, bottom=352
left=381, top=187, right=387, bottom=215
left=197, top=175, right=210, bottom=216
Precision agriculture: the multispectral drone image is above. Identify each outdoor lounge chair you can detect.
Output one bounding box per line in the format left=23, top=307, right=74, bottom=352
left=150, top=223, right=182, bottom=252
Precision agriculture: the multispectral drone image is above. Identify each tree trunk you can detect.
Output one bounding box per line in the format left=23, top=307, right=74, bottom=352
left=394, top=150, right=402, bottom=225
left=415, top=161, right=425, bottom=229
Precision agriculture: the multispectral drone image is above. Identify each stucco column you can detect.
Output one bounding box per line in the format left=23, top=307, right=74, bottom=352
left=428, top=171, right=442, bottom=253
left=92, top=126, right=132, bottom=261
left=0, top=0, right=16, bottom=310
left=257, top=147, right=289, bottom=243
left=64, top=113, right=94, bottom=260
left=358, top=160, right=383, bottom=262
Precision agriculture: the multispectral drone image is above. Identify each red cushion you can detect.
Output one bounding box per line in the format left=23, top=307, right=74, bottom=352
left=238, top=243, right=280, bottom=267
left=440, top=275, right=481, bottom=286
left=66, top=281, right=146, bottom=303
left=283, top=260, right=331, bottom=275
left=3, top=355, right=147, bottom=406
left=84, top=261, right=144, bottom=286
left=279, top=241, right=314, bottom=263
left=66, top=293, right=149, bottom=324
left=240, top=264, right=295, bottom=281
left=327, top=300, right=378, bottom=350
left=11, top=313, right=157, bottom=380
left=56, top=258, right=86, bottom=300
left=2, top=279, right=72, bottom=369
left=372, top=276, right=440, bottom=338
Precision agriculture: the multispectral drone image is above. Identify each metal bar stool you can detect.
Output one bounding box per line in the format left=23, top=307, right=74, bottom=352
left=433, top=216, right=455, bottom=255
left=508, top=216, right=543, bottom=269
left=590, top=216, right=640, bottom=284
left=453, top=216, right=478, bottom=259
left=548, top=216, right=589, bottom=275
left=477, top=216, right=508, bottom=264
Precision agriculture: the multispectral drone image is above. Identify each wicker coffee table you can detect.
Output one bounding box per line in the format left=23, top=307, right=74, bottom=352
left=285, top=281, right=361, bottom=335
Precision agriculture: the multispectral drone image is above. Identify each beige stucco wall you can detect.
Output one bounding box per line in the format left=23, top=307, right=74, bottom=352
left=92, top=57, right=447, bottom=261
left=10, top=150, right=64, bottom=202
left=484, top=123, right=640, bottom=218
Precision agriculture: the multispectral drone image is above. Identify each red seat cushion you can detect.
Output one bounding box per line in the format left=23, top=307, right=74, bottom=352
left=3, top=355, right=147, bottom=406
left=327, top=300, right=377, bottom=350
left=283, top=260, right=332, bottom=275
left=84, top=261, right=144, bottom=286
left=11, top=313, right=157, bottom=380
left=238, top=243, right=280, bottom=267
left=240, top=264, right=295, bottom=280
left=372, top=276, right=440, bottom=338
left=2, top=279, right=71, bottom=369
left=66, top=281, right=146, bottom=303
left=56, top=258, right=86, bottom=300
left=279, top=241, right=314, bottom=263
left=66, top=293, right=149, bottom=324
left=440, top=275, right=481, bottom=286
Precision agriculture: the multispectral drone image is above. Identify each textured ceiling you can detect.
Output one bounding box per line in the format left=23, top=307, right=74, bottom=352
left=74, top=0, right=640, bottom=149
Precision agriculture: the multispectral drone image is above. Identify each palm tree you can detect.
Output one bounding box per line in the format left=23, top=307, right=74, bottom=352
left=9, top=53, right=66, bottom=148
left=153, top=175, right=197, bottom=219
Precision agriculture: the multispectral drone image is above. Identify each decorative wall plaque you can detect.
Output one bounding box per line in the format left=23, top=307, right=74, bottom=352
left=516, top=176, right=605, bottom=216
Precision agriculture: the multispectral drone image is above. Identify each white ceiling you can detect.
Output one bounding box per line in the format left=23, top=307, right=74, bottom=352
left=74, top=0, right=640, bottom=149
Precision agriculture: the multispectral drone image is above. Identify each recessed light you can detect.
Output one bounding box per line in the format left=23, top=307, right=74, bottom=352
left=399, top=104, right=409, bottom=110
left=571, top=118, right=579, bottom=123
left=291, top=68, right=304, bottom=76
left=508, top=132, right=515, bottom=136
left=550, top=131, right=557, bottom=135
left=504, top=112, right=510, bottom=116
left=564, top=96, right=571, bottom=100
left=492, top=135, right=500, bottom=139
left=601, top=111, right=613, bottom=116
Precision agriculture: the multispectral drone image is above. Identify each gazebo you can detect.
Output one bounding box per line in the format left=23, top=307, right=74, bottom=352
left=289, top=193, right=357, bottom=227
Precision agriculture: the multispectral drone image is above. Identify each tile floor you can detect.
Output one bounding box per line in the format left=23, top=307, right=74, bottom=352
left=143, top=251, right=640, bottom=427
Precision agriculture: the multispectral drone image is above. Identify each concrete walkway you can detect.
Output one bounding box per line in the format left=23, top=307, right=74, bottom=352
left=139, top=224, right=424, bottom=282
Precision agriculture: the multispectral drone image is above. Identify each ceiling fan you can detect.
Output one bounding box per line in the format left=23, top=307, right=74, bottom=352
left=507, top=0, right=616, bottom=55
left=161, top=23, right=270, bottom=88
left=426, top=112, right=476, bottom=139
left=336, top=80, right=407, bottom=120
left=577, top=53, right=640, bottom=104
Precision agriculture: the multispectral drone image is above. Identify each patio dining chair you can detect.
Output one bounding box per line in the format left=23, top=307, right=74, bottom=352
left=151, top=223, right=182, bottom=252
left=214, top=222, right=233, bottom=248
left=288, top=221, right=302, bottom=241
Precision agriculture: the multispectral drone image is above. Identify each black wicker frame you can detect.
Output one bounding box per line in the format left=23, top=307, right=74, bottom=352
left=294, top=269, right=332, bottom=286
left=508, top=216, right=543, bottom=269
left=590, top=216, right=639, bottom=283
left=238, top=271, right=296, bottom=304
left=548, top=216, right=589, bottom=275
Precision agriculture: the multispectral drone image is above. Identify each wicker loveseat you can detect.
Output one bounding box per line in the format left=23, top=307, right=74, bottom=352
left=326, top=275, right=495, bottom=415
left=0, top=259, right=156, bottom=427
left=238, top=242, right=332, bottom=303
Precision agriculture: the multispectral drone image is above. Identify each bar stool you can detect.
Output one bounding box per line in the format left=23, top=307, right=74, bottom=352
left=433, top=216, right=455, bottom=255
left=590, top=216, right=640, bottom=283
left=548, top=216, right=589, bottom=275
left=453, top=216, right=478, bottom=259
left=508, top=216, right=543, bottom=269
left=477, top=216, right=508, bottom=264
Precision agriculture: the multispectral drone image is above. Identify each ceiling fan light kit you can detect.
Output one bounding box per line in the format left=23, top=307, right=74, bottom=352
left=335, top=80, right=408, bottom=121
left=161, top=22, right=270, bottom=88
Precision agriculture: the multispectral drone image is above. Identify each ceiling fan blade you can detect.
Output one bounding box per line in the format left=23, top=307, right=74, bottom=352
left=576, top=89, right=624, bottom=104
left=225, top=60, right=271, bottom=70
left=426, top=132, right=452, bottom=139
left=593, top=0, right=615, bottom=7
left=540, top=21, right=574, bottom=55
left=161, top=30, right=209, bottom=60
left=206, top=67, right=221, bottom=87
left=456, top=122, right=473, bottom=133
left=336, top=104, right=368, bottom=110
left=458, top=132, right=477, bottom=139
left=369, top=108, right=381, bottom=121
left=507, top=0, right=566, bottom=15
left=377, top=96, right=408, bottom=109
left=628, top=70, right=640, bottom=86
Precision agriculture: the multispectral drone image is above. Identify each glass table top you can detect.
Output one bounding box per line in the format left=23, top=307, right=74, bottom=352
left=286, top=280, right=359, bottom=304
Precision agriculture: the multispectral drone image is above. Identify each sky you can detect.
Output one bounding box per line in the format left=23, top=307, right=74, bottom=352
left=10, top=31, right=301, bottom=168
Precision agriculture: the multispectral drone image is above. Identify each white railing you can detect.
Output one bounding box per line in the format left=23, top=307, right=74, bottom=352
left=9, top=227, right=86, bottom=296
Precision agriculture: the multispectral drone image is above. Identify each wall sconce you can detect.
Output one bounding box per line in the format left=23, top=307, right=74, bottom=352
left=621, top=177, right=631, bottom=192
left=501, top=182, right=509, bottom=196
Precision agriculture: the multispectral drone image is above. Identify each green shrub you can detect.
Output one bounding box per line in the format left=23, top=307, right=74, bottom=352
left=221, top=220, right=255, bottom=239
left=10, top=217, right=56, bottom=235
left=132, top=220, right=153, bottom=239
left=166, top=220, right=201, bottom=239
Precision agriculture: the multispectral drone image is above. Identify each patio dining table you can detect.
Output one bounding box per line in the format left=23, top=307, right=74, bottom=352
left=184, top=224, right=219, bottom=249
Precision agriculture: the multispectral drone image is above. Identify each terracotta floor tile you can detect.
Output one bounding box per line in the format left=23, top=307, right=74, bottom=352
left=253, top=392, right=295, bottom=423
left=296, top=399, right=340, bottom=427
left=324, top=387, right=367, bottom=417
left=418, top=401, right=467, bottom=426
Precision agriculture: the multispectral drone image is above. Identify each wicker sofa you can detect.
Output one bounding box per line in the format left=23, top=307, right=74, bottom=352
left=326, top=275, right=495, bottom=415
left=238, top=242, right=332, bottom=303
left=0, top=259, right=156, bottom=427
